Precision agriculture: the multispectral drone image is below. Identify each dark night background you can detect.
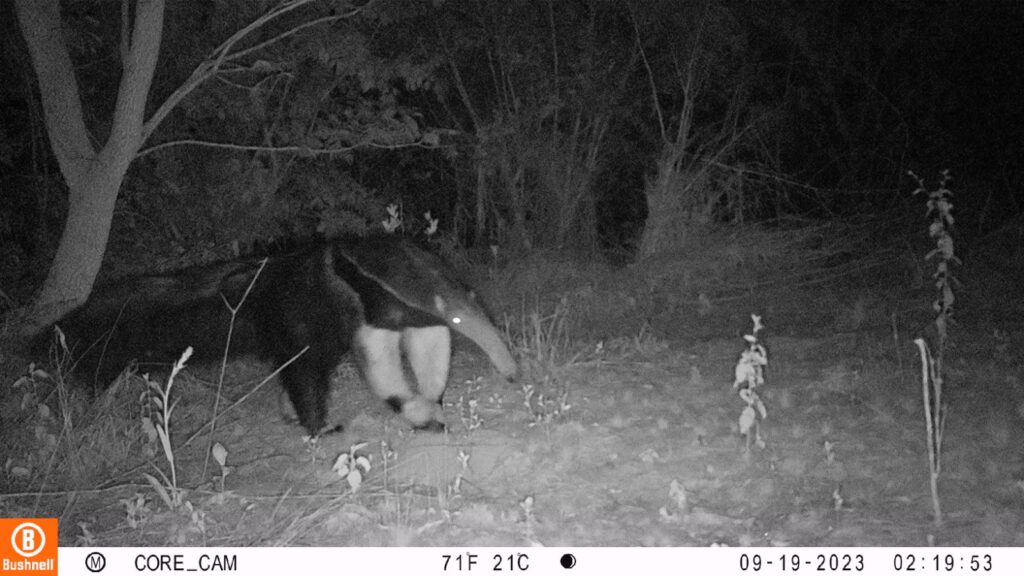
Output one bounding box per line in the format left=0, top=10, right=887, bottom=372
left=1, top=0, right=1024, bottom=549
left=1, top=0, right=1021, bottom=299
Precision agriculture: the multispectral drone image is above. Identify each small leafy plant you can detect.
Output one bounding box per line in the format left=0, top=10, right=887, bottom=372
left=140, top=347, right=193, bottom=510
left=333, top=442, right=371, bottom=492
left=658, top=479, right=689, bottom=521
left=382, top=202, right=403, bottom=233
left=519, top=495, right=539, bottom=544
left=521, top=378, right=572, bottom=430
left=733, top=314, right=768, bottom=451
left=445, top=449, right=471, bottom=503
left=210, top=442, right=232, bottom=493
left=382, top=201, right=440, bottom=238
left=457, top=377, right=485, bottom=433
left=120, top=492, right=152, bottom=529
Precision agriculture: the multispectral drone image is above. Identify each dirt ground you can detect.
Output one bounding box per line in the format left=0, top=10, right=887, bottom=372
left=2, top=244, right=1023, bottom=548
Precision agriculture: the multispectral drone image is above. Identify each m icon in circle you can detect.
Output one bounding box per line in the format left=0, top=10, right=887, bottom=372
left=85, top=551, right=107, bottom=573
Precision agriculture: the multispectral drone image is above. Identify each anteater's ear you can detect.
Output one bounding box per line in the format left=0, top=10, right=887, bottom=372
left=434, top=294, right=456, bottom=321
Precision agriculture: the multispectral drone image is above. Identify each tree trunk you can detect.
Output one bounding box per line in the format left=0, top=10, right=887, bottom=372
left=638, top=146, right=690, bottom=259
left=31, top=162, right=127, bottom=327
left=15, top=0, right=164, bottom=334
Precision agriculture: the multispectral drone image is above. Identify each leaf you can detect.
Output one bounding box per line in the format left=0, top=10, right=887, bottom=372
left=734, top=362, right=755, bottom=388
left=668, top=479, right=687, bottom=509
left=211, top=442, right=228, bottom=467
left=156, top=425, right=174, bottom=466
left=755, top=397, right=768, bottom=419
left=751, top=314, right=763, bottom=332
left=140, top=417, right=158, bottom=443
left=332, top=454, right=351, bottom=476
left=739, top=405, right=756, bottom=434
left=356, top=456, right=371, bottom=472
left=346, top=469, right=363, bottom=491
left=142, top=472, right=174, bottom=510
left=753, top=344, right=768, bottom=363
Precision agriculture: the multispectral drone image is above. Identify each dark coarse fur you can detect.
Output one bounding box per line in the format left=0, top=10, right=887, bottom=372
left=40, top=259, right=261, bottom=387
left=330, top=236, right=516, bottom=380
left=246, top=244, right=366, bottom=433
left=330, top=237, right=474, bottom=331
left=36, top=242, right=366, bottom=436
left=32, top=236, right=504, bottom=437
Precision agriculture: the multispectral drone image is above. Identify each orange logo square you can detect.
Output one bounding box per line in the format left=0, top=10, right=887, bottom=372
left=0, top=518, right=58, bottom=576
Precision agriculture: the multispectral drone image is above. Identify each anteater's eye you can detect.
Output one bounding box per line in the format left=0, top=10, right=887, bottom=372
left=451, top=316, right=462, bottom=325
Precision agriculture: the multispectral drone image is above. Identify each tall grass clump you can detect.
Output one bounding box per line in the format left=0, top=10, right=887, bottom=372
left=732, top=314, right=768, bottom=453
left=504, top=297, right=577, bottom=431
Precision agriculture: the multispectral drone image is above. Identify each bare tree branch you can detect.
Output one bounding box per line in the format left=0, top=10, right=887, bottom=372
left=142, top=0, right=376, bottom=143
left=628, top=7, right=666, bottom=144
left=137, top=137, right=438, bottom=158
